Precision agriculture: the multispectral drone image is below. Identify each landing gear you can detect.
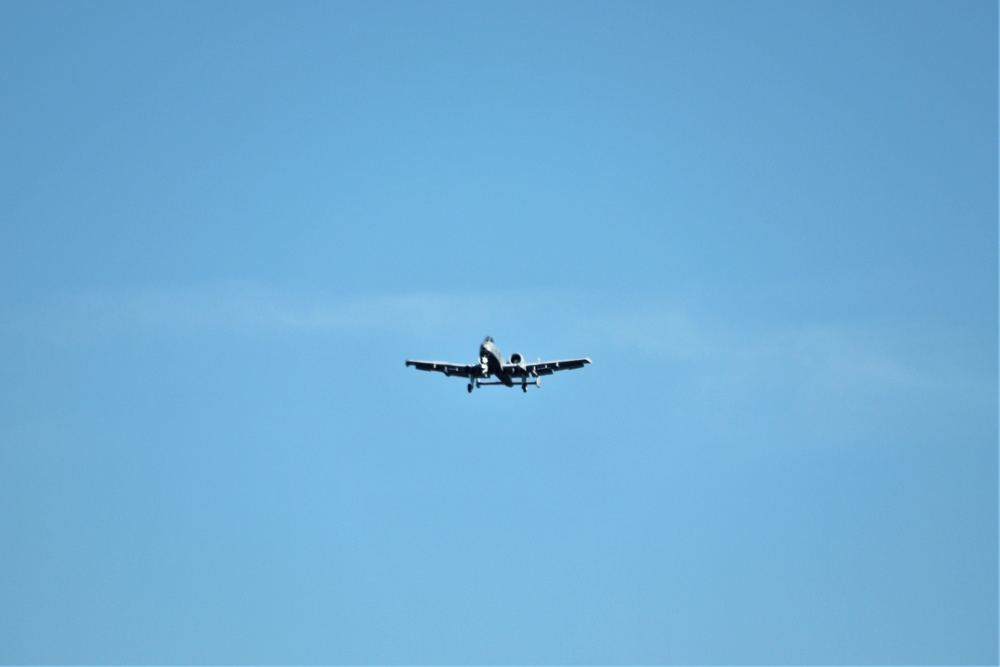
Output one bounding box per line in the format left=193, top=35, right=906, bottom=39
left=522, top=383, right=528, bottom=393
left=467, top=382, right=473, bottom=393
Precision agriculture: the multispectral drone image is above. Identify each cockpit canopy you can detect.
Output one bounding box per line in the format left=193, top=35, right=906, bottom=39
left=483, top=336, right=494, bottom=344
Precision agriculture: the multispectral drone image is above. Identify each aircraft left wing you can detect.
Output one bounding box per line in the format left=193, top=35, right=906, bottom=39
left=405, top=360, right=479, bottom=378
left=506, top=358, right=592, bottom=377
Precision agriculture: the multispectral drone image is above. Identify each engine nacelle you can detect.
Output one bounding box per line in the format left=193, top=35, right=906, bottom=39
left=509, top=352, right=523, bottom=365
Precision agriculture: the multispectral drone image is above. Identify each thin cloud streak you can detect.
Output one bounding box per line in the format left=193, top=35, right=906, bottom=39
left=9, top=283, right=990, bottom=411
left=13, top=284, right=491, bottom=339
left=589, top=303, right=993, bottom=416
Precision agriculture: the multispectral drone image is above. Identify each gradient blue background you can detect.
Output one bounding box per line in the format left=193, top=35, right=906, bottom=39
left=1, top=1, right=996, bottom=663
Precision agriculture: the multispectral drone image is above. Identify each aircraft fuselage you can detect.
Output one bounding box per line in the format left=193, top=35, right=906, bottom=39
left=479, top=336, right=514, bottom=386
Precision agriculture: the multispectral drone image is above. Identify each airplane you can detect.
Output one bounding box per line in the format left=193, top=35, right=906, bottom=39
left=406, top=336, right=591, bottom=393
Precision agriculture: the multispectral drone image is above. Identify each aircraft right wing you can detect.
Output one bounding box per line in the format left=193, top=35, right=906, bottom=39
left=510, top=357, right=592, bottom=377
left=405, top=360, right=480, bottom=378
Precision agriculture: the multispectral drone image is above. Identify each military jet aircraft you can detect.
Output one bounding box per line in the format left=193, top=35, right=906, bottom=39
left=406, top=336, right=591, bottom=393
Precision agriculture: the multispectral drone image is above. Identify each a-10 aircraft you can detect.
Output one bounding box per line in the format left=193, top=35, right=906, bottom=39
left=406, top=336, right=591, bottom=393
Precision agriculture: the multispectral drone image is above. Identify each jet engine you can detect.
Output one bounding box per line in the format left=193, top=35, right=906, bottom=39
left=509, top=352, right=523, bottom=365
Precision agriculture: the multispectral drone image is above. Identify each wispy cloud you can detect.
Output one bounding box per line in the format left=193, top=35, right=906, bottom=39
left=7, top=282, right=991, bottom=415
left=10, top=283, right=493, bottom=340
left=588, top=302, right=994, bottom=424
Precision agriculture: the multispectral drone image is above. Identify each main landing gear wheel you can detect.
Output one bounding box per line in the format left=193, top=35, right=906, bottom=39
left=522, top=384, right=528, bottom=393
left=467, top=383, right=473, bottom=393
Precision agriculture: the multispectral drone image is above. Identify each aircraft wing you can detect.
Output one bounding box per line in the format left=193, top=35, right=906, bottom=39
left=506, top=357, right=592, bottom=377
left=405, top=360, right=479, bottom=378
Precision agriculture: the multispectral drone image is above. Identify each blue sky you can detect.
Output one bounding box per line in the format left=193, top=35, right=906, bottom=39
left=0, top=1, right=996, bottom=663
